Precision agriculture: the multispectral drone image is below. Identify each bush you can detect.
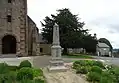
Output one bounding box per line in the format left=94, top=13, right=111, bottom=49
left=8, top=66, right=18, bottom=71
left=87, top=72, right=100, bottom=82
left=100, top=76, right=114, bottom=83
left=0, top=71, right=17, bottom=83
left=34, top=78, right=45, bottom=83
left=99, top=71, right=114, bottom=83
left=91, top=66, right=102, bottom=73
left=85, top=60, right=94, bottom=66
left=32, top=68, right=43, bottom=77
left=73, top=63, right=81, bottom=70
left=0, top=63, right=9, bottom=74
left=93, top=61, right=105, bottom=69
left=19, top=60, right=32, bottom=69
left=17, top=67, right=33, bottom=80
left=76, top=66, right=88, bottom=74
left=111, top=68, right=119, bottom=82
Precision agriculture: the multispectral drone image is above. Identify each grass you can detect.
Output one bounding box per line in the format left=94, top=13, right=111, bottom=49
left=63, top=54, right=94, bottom=59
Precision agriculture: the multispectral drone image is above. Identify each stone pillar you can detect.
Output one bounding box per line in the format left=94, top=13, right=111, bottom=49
left=48, top=23, right=67, bottom=72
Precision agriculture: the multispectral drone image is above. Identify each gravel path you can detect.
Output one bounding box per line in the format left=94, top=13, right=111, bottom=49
left=43, top=68, right=88, bottom=83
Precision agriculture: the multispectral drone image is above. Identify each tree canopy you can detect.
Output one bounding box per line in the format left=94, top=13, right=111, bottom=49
left=41, top=8, right=98, bottom=54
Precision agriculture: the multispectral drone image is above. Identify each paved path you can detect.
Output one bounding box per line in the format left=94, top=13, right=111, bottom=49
left=92, top=56, right=119, bottom=66
left=0, top=55, right=119, bottom=67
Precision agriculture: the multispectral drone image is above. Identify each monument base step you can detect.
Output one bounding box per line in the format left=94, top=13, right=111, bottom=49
left=48, top=66, right=68, bottom=72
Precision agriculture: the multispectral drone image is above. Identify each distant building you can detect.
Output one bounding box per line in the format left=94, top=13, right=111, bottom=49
left=96, top=42, right=111, bottom=56
left=39, top=34, right=51, bottom=55
left=67, top=48, right=86, bottom=54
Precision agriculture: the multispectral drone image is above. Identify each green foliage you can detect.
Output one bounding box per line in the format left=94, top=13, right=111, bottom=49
left=76, top=66, right=88, bottom=74
left=63, top=54, right=93, bottom=59
left=93, top=61, right=105, bottom=69
left=73, top=63, right=81, bottom=69
left=91, top=66, right=102, bottom=73
left=34, top=78, right=45, bottom=83
left=0, top=63, right=9, bottom=74
left=0, top=71, right=17, bottom=83
left=0, top=62, right=45, bottom=83
left=19, top=60, right=32, bottom=69
left=8, top=65, right=18, bottom=71
left=17, top=67, right=33, bottom=80
left=32, top=68, right=43, bottom=77
left=87, top=72, right=100, bottom=82
left=41, top=8, right=97, bottom=53
left=99, top=76, right=114, bottom=83
left=110, top=67, right=119, bottom=82
left=100, top=71, right=115, bottom=83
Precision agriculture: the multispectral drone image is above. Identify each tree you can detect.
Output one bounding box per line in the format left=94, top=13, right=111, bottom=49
left=41, top=8, right=87, bottom=53
left=41, top=8, right=97, bottom=54
left=98, top=38, right=113, bottom=52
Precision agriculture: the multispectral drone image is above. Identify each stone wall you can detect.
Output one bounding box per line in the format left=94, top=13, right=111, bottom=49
left=27, top=16, right=40, bottom=56
left=40, top=44, right=51, bottom=55
left=0, top=0, right=27, bottom=56
left=0, top=0, right=40, bottom=56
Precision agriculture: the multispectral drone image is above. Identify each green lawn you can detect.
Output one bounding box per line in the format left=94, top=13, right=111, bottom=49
left=63, top=54, right=94, bottom=59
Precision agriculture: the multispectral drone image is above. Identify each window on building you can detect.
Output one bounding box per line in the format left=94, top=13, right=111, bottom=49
left=40, top=48, right=43, bottom=52
left=8, top=0, right=12, bottom=3
left=7, top=15, right=11, bottom=22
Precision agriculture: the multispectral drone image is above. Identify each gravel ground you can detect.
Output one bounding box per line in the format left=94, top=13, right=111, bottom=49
left=43, top=68, right=88, bottom=83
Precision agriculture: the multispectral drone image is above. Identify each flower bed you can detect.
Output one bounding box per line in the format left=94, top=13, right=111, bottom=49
left=0, top=60, right=45, bottom=83
left=73, top=60, right=119, bottom=83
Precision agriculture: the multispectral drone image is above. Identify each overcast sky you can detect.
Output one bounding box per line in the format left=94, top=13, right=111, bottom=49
left=27, top=0, right=119, bottom=49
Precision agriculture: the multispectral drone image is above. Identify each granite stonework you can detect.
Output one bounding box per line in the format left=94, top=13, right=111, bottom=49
left=0, top=0, right=40, bottom=56
left=48, top=23, right=67, bottom=72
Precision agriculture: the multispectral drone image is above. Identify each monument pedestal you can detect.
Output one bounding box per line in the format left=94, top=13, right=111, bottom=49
left=48, top=58, right=68, bottom=72
left=48, top=23, right=68, bottom=72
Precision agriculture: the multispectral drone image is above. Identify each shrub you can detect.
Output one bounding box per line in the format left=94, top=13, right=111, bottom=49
left=34, top=78, right=45, bottom=83
left=19, top=60, right=32, bottom=69
left=99, top=76, right=114, bottom=83
left=91, top=66, right=102, bottom=73
left=73, top=63, right=81, bottom=70
left=99, top=71, right=114, bottom=83
left=87, top=72, right=100, bottom=82
left=32, top=68, right=43, bottom=77
left=93, top=61, right=105, bottom=69
left=111, top=68, right=119, bottom=82
left=0, top=71, right=17, bottom=83
left=0, top=63, right=9, bottom=74
left=17, top=67, right=33, bottom=80
left=8, top=65, right=18, bottom=71
left=76, top=66, right=88, bottom=74
left=18, top=79, right=33, bottom=83
left=85, top=60, right=94, bottom=66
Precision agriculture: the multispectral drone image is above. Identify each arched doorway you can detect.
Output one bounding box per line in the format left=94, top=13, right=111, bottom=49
left=2, top=35, right=16, bottom=54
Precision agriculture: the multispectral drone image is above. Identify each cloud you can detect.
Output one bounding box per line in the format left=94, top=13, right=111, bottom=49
left=27, top=0, right=119, bottom=48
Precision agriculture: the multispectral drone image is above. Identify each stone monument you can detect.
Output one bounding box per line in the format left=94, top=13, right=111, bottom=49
left=48, top=23, right=67, bottom=72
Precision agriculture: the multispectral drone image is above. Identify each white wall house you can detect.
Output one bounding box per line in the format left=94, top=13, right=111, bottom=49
left=96, top=42, right=111, bottom=56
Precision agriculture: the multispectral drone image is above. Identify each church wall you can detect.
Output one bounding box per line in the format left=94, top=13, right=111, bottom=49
left=0, top=0, right=27, bottom=56
left=27, top=16, right=40, bottom=56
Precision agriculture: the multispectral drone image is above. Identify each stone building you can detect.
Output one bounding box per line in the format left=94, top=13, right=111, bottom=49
left=39, top=34, right=51, bottom=55
left=0, top=0, right=40, bottom=56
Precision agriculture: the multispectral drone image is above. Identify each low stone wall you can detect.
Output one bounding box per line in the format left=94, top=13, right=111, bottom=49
left=0, top=57, right=33, bottom=66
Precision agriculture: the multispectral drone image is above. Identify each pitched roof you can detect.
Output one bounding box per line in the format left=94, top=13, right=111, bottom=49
left=39, top=34, right=47, bottom=43
left=97, top=42, right=110, bottom=48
